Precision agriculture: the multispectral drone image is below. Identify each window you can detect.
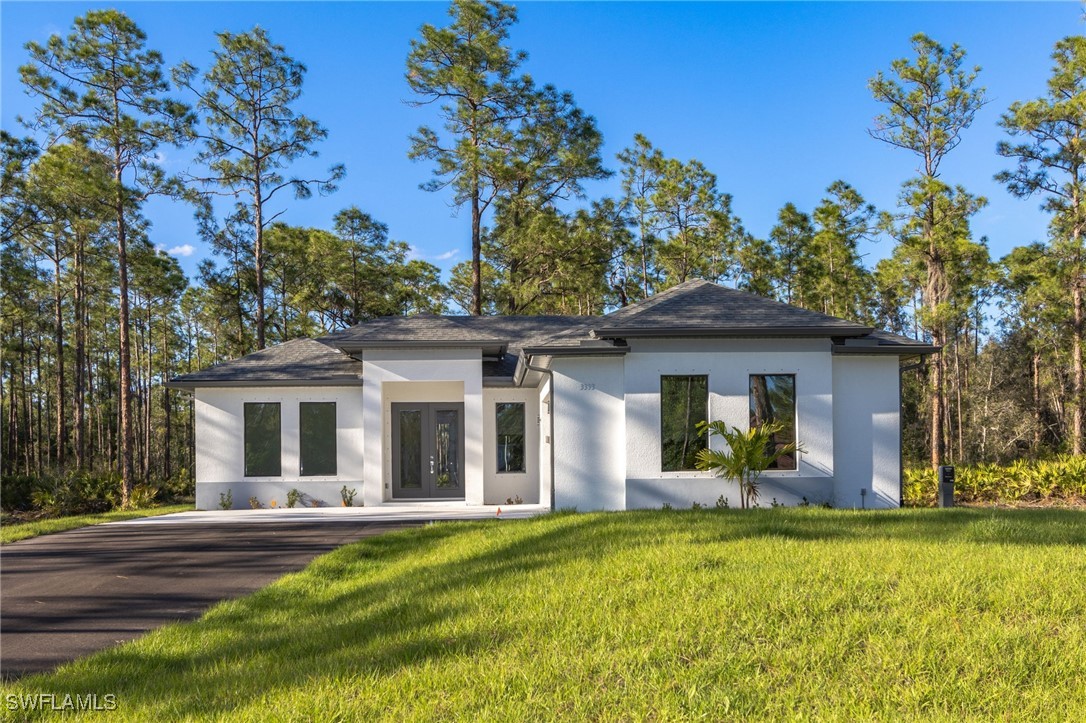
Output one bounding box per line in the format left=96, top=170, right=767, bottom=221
left=496, top=402, right=525, bottom=473
left=661, top=375, right=708, bottom=472
left=300, top=402, right=337, bottom=476
left=749, top=374, right=797, bottom=471
left=244, top=402, right=281, bottom=477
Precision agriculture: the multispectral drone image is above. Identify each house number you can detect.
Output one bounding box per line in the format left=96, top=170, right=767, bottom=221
left=580, top=383, right=596, bottom=391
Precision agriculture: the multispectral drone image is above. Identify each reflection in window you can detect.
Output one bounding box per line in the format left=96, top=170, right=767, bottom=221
left=661, top=376, right=708, bottom=472
left=496, top=402, right=525, bottom=473
left=749, top=374, right=797, bottom=470
left=300, top=402, right=336, bottom=476
left=244, top=402, right=281, bottom=477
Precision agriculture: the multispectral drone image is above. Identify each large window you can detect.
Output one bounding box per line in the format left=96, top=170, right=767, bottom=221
left=300, top=402, right=337, bottom=476
left=496, top=402, right=526, bottom=473
left=244, top=402, right=281, bottom=477
left=749, top=374, right=797, bottom=471
left=661, top=375, right=708, bottom=472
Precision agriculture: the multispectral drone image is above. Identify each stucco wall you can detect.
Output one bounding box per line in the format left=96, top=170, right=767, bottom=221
left=361, top=348, right=484, bottom=505
left=832, top=355, right=901, bottom=508
left=538, top=379, right=553, bottom=508
left=550, top=356, right=626, bottom=511
left=194, top=386, right=364, bottom=510
left=481, top=387, right=540, bottom=505
left=623, top=338, right=835, bottom=509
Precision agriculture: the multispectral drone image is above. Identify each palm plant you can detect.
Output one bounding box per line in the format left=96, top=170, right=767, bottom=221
left=695, top=421, right=802, bottom=509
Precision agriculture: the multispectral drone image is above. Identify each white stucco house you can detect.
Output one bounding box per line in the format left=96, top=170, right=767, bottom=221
left=168, top=279, right=936, bottom=511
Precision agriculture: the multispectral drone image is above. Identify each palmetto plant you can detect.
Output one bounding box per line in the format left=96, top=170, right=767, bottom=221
left=695, top=421, right=802, bottom=509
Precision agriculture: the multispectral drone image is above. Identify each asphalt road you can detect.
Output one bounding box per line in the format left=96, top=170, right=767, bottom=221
left=0, top=520, right=415, bottom=680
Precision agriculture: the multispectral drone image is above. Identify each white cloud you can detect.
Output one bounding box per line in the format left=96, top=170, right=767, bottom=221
left=433, top=249, right=459, bottom=261
left=160, top=243, right=195, bottom=258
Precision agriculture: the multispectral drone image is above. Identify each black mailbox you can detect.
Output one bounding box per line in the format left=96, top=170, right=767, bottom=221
left=938, top=465, right=955, bottom=508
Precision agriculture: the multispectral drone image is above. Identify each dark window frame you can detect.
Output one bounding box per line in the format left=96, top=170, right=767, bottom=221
left=299, top=401, right=337, bottom=477
left=660, top=374, right=709, bottom=473
left=495, top=401, right=526, bottom=474
left=243, top=402, right=282, bottom=477
left=748, top=373, right=798, bottom=471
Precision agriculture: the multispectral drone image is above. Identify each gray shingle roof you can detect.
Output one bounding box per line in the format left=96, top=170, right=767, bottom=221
left=170, top=281, right=935, bottom=388
left=167, top=339, right=362, bottom=389
left=590, top=279, right=873, bottom=337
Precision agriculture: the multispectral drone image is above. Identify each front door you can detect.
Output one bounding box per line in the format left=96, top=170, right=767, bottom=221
left=391, top=402, right=465, bottom=499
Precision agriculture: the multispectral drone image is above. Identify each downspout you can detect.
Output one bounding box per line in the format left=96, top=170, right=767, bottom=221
left=522, top=355, right=556, bottom=511
left=898, top=358, right=926, bottom=507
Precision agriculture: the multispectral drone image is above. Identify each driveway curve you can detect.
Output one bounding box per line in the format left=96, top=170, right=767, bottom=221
left=0, top=519, right=415, bottom=680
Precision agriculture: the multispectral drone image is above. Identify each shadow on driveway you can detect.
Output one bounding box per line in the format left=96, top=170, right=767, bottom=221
left=0, top=520, right=418, bottom=680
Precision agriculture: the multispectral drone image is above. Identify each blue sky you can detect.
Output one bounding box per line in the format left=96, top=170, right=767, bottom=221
left=2, top=2, right=1081, bottom=284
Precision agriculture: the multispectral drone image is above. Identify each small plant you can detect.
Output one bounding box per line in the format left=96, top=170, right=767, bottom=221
left=696, top=421, right=805, bottom=510
left=799, top=496, right=810, bottom=507
left=218, top=490, right=233, bottom=510
left=249, top=495, right=261, bottom=509
left=661, top=502, right=673, bottom=511
left=505, top=495, right=525, bottom=505
left=691, top=501, right=703, bottom=511
left=715, top=495, right=729, bottom=509
left=287, top=488, right=302, bottom=508
left=340, top=485, right=357, bottom=507
left=770, top=497, right=784, bottom=508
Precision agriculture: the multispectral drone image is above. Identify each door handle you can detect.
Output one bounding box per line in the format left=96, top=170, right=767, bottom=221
left=430, top=457, right=434, bottom=474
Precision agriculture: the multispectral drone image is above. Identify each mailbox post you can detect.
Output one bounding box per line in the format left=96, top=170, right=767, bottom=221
left=938, top=465, right=955, bottom=508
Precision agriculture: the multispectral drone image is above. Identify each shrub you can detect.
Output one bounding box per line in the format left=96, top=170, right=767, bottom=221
left=219, top=490, right=233, bottom=510
left=287, top=488, right=302, bottom=508
left=904, top=456, right=1086, bottom=506
left=340, top=485, right=357, bottom=507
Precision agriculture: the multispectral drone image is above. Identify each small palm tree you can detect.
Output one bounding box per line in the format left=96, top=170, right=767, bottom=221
left=695, top=421, right=803, bottom=509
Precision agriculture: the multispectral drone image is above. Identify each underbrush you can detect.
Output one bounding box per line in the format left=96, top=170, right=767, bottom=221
left=904, top=456, right=1086, bottom=506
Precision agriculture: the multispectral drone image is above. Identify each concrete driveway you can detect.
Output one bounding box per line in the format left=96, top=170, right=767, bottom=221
left=0, top=519, right=416, bottom=680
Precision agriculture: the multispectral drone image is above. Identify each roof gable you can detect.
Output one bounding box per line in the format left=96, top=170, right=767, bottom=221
left=591, top=279, right=872, bottom=337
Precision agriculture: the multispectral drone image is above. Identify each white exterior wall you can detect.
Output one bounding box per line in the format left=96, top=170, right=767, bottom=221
left=538, top=379, right=553, bottom=509
left=194, top=386, right=364, bottom=510
left=481, top=387, right=540, bottom=505
left=362, top=348, right=483, bottom=506
left=832, top=355, right=902, bottom=508
left=550, top=357, right=626, bottom=510
left=624, top=339, right=835, bottom=509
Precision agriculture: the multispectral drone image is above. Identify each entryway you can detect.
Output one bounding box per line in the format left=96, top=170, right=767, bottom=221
left=391, top=402, right=465, bottom=499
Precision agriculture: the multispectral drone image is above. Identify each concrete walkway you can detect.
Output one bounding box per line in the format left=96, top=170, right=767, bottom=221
left=118, top=502, right=549, bottom=525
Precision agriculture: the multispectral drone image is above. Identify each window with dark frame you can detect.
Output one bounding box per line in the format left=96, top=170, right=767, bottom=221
left=749, top=374, right=797, bottom=471
left=496, top=402, right=526, bottom=473
left=244, top=402, right=281, bottom=477
left=661, top=375, right=709, bottom=472
left=300, top=402, right=337, bottom=476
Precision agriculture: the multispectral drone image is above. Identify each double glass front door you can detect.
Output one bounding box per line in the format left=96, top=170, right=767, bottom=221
left=391, top=402, right=465, bottom=499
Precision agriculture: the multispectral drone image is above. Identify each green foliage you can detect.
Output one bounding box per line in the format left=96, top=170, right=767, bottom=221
left=695, top=421, right=803, bottom=509
left=1, top=504, right=192, bottom=544
left=6, top=472, right=121, bottom=516
left=903, top=456, right=1086, bottom=506
left=286, top=488, right=302, bottom=509
left=219, top=490, right=233, bottom=511
left=248, top=495, right=261, bottom=510
left=340, top=485, right=357, bottom=507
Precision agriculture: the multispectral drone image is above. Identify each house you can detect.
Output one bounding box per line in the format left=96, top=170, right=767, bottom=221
left=167, top=279, right=936, bottom=511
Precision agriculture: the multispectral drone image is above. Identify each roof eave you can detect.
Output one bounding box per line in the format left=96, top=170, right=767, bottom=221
left=592, top=325, right=874, bottom=339
left=831, top=344, right=940, bottom=356
left=165, top=377, right=364, bottom=391
left=335, top=339, right=509, bottom=353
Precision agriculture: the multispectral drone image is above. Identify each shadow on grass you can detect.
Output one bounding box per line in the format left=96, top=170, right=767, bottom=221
left=14, top=507, right=1086, bottom=718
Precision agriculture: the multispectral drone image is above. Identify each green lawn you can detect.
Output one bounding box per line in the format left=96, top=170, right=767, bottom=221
left=0, top=503, right=193, bottom=544
left=4, top=508, right=1085, bottom=720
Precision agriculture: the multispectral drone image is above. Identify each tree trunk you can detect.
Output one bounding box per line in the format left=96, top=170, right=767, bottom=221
left=74, top=234, right=86, bottom=470
left=53, top=250, right=67, bottom=467
left=1073, top=282, right=1083, bottom=456
left=116, top=170, right=136, bottom=506
left=471, top=182, right=482, bottom=316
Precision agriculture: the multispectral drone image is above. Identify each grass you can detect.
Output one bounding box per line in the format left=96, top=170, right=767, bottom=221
left=3, top=508, right=1086, bottom=720
left=0, top=503, right=193, bottom=544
